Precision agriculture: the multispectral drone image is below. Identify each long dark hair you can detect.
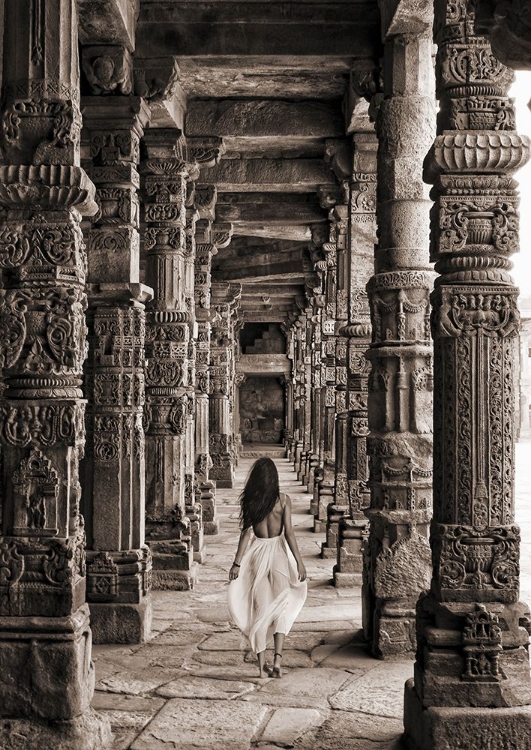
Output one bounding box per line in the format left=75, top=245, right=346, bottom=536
left=239, top=457, right=280, bottom=529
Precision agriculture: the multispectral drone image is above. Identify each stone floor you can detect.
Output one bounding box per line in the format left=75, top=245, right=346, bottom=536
left=92, top=444, right=531, bottom=749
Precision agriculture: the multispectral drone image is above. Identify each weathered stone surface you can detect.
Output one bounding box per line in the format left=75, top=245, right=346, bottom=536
left=156, top=676, right=255, bottom=699
left=0, top=711, right=112, bottom=750
left=89, top=601, right=153, bottom=645
left=404, top=680, right=531, bottom=750
left=292, top=709, right=403, bottom=750
left=329, top=662, right=413, bottom=719
left=245, top=667, right=351, bottom=709
left=259, top=707, right=325, bottom=745
left=130, top=699, right=268, bottom=750
left=187, top=100, right=344, bottom=139
left=202, top=158, right=335, bottom=192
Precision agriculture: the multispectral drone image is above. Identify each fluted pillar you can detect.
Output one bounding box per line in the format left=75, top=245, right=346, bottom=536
left=81, top=93, right=153, bottom=644
left=141, top=129, right=199, bottom=590
left=0, top=1, right=110, bottom=745
left=404, top=1, right=531, bottom=746
left=363, top=31, right=436, bottom=658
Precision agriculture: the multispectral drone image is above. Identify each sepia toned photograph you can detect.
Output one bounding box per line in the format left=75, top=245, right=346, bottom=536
left=1, top=0, right=531, bottom=748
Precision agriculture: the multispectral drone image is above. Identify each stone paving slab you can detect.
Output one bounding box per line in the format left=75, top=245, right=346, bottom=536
left=329, top=662, right=414, bottom=719
left=156, top=675, right=256, bottom=700
left=243, top=667, right=352, bottom=709
left=130, top=698, right=269, bottom=750
left=258, top=707, right=326, bottom=746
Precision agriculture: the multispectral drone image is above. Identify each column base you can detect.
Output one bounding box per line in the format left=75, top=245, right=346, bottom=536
left=314, top=519, right=327, bottom=533
left=321, top=544, right=337, bottom=559
left=204, top=520, right=220, bottom=535
left=215, top=479, right=233, bottom=488
left=193, top=547, right=206, bottom=564
left=89, top=597, right=153, bottom=644
left=333, top=570, right=363, bottom=588
left=0, top=710, right=112, bottom=750
left=152, top=562, right=199, bottom=590
left=404, top=679, right=531, bottom=750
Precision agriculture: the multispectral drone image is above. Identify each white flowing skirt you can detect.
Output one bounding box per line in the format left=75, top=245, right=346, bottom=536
left=228, top=533, right=307, bottom=654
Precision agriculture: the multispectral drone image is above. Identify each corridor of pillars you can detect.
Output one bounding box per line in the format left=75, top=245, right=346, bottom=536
left=1, top=0, right=531, bottom=748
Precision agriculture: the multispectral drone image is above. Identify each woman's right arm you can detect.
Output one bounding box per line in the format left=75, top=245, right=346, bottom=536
left=283, top=494, right=307, bottom=582
left=229, top=526, right=253, bottom=581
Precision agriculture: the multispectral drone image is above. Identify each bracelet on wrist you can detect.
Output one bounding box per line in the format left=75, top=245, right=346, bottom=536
left=232, top=562, right=240, bottom=567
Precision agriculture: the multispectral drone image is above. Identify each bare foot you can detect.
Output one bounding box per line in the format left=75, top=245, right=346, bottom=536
left=273, top=654, right=282, bottom=678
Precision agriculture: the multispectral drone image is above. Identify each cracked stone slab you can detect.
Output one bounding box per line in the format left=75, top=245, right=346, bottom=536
left=197, top=631, right=245, bottom=651
left=292, top=710, right=403, bottom=749
left=328, top=662, right=414, bottom=719
left=95, top=646, right=193, bottom=694
left=244, top=667, right=351, bottom=709
left=156, top=675, right=256, bottom=699
left=185, top=665, right=273, bottom=683
left=192, top=649, right=247, bottom=666
left=258, top=707, right=325, bottom=746
left=130, top=698, right=269, bottom=750
left=318, top=644, right=380, bottom=671
left=146, top=630, right=210, bottom=647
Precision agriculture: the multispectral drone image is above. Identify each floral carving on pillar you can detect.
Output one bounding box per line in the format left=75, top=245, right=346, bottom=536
left=404, top=1, right=531, bottom=746
left=141, top=129, right=200, bottom=590
left=363, top=31, right=436, bottom=659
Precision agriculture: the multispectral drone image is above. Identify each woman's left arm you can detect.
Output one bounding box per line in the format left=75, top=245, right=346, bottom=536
left=229, top=526, right=253, bottom=580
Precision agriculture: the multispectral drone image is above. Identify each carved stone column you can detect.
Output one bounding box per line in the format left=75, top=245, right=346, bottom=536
left=183, top=195, right=205, bottom=563
left=81, top=92, right=153, bottom=644
left=298, top=310, right=314, bottom=485
left=194, top=190, right=218, bottom=535
left=363, top=32, right=436, bottom=658
left=334, top=131, right=377, bottom=586
left=404, top=2, right=531, bottom=746
left=210, top=283, right=240, bottom=489
left=141, top=129, right=199, bottom=590
left=319, top=201, right=350, bottom=548
left=0, top=0, right=110, bottom=745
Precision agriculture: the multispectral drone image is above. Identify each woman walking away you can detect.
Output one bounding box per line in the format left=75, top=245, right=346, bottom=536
left=228, top=457, right=308, bottom=678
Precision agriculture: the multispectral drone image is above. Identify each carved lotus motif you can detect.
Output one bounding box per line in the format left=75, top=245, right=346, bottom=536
left=0, top=165, right=97, bottom=215
left=425, top=132, right=530, bottom=180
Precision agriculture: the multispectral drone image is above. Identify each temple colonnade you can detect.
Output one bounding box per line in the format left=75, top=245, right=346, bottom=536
left=1, top=0, right=531, bottom=748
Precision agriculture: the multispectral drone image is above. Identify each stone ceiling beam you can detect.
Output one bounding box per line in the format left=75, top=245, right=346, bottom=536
left=137, top=3, right=380, bottom=58
left=216, top=201, right=326, bottom=226
left=186, top=100, right=344, bottom=140
left=201, top=158, right=336, bottom=192
left=77, top=0, right=138, bottom=49
left=175, top=56, right=352, bottom=100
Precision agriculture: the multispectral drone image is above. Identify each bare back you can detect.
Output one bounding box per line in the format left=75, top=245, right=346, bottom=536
left=253, top=493, right=288, bottom=538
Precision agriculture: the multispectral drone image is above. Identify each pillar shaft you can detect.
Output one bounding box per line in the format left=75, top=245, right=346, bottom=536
left=363, top=32, right=436, bottom=658
left=405, top=2, right=531, bottom=746
left=0, top=0, right=110, bottom=744
left=81, top=95, right=153, bottom=644
left=141, top=129, right=198, bottom=590
left=334, top=132, right=377, bottom=586
left=209, top=283, right=240, bottom=488
left=194, top=214, right=219, bottom=533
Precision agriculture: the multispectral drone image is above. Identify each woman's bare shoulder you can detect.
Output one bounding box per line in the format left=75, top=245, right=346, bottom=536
left=279, top=492, right=291, bottom=506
